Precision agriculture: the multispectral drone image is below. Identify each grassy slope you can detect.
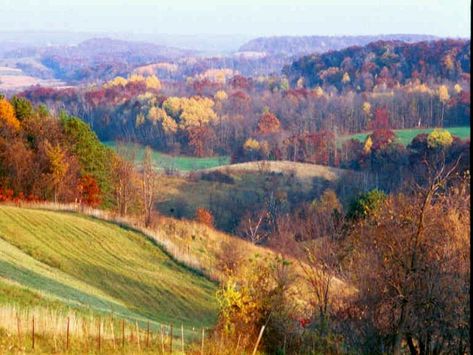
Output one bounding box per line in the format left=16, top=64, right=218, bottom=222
left=103, top=141, right=230, bottom=171
left=204, top=160, right=344, bottom=183
left=0, top=205, right=217, bottom=330
left=155, top=161, right=348, bottom=233
left=338, top=126, right=470, bottom=146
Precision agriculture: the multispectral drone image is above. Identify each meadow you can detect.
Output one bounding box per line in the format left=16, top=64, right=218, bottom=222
left=0, top=203, right=286, bottom=353
left=103, top=141, right=230, bottom=171
left=0, top=205, right=218, bottom=334
left=338, top=126, right=470, bottom=146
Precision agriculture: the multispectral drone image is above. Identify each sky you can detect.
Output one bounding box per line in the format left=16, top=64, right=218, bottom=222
left=0, top=0, right=470, bottom=38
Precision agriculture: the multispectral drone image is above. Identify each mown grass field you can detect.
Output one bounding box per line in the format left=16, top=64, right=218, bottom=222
left=338, top=126, right=470, bottom=146
left=0, top=205, right=218, bottom=332
left=103, top=141, right=230, bottom=171
left=0, top=203, right=350, bottom=353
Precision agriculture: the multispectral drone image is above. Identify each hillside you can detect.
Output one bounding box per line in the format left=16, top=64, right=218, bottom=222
left=203, top=160, right=345, bottom=184
left=283, top=39, right=470, bottom=89
left=0, top=205, right=218, bottom=330
left=153, top=161, right=364, bottom=236
left=239, top=34, right=438, bottom=56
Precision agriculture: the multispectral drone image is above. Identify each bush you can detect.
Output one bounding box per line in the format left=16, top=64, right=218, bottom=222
left=196, top=207, right=214, bottom=227
left=200, top=171, right=235, bottom=184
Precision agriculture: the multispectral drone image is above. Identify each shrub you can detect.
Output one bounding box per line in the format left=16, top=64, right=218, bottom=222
left=196, top=207, right=214, bottom=227
left=200, top=171, right=235, bottom=184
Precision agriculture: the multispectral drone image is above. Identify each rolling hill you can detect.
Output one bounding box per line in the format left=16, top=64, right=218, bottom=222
left=239, top=34, right=438, bottom=56
left=0, top=205, right=218, bottom=331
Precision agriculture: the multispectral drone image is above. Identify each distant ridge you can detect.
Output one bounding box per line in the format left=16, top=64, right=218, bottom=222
left=239, top=34, right=440, bottom=56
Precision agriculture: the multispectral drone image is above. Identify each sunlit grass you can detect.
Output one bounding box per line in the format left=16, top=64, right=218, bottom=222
left=338, top=126, right=470, bottom=146
left=0, top=205, right=218, bottom=330
left=103, top=141, right=230, bottom=171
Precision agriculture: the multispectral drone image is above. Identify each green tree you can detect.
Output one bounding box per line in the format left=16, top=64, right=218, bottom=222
left=60, top=114, right=113, bottom=206
left=347, top=189, right=386, bottom=220
left=10, top=96, right=33, bottom=121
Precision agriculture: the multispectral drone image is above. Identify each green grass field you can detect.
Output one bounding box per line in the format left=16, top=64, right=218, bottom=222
left=339, top=126, right=470, bottom=146
left=0, top=205, right=218, bottom=331
left=103, top=141, right=230, bottom=171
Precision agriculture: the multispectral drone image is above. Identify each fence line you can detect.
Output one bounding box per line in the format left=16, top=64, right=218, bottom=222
left=0, top=305, right=208, bottom=353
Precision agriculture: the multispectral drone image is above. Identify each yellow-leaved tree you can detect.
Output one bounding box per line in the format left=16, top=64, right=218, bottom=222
left=44, top=141, right=69, bottom=203
left=0, top=98, right=20, bottom=130
left=243, top=138, right=260, bottom=151
left=145, top=75, right=162, bottom=91
left=103, top=76, right=127, bottom=88
left=214, top=90, right=228, bottom=102
left=162, top=96, right=217, bottom=129
left=147, top=106, right=177, bottom=133
left=427, top=128, right=453, bottom=149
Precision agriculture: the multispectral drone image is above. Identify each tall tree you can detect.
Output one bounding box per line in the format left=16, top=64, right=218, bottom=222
left=141, top=146, right=158, bottom=227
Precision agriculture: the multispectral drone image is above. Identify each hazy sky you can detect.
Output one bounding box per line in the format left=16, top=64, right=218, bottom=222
left=1, top=0, right=470, bottom=37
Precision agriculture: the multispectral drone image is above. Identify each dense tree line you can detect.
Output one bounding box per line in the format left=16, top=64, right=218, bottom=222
left=0, top=94, right=162, bottom=223
left=283, top=39, right=470, bottom=90
left=20, top=40, right=470, bottom=163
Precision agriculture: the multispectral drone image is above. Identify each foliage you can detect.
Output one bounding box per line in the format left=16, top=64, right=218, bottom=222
left=10, top=96, right=33, bottom=121
left=215, top=254, right=296, bottom=353
left=427, top=128, right=454, bottom=149
left=77, top=174, right=101, bottom=207
left=44, top=141, right=70, bottom=202
left=0, top=98, right=20, bottom=130
left=243, top=138, right=260, bottom=151
left=60, top=114, right=113, bottom=205
left=347, top=189, right=386, bottom=220
left=257, top=111, right=281, bottom=134
left=196, top=207, right=214, bottom=227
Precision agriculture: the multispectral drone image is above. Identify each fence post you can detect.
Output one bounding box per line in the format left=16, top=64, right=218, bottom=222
left=147, top=320, right=150, bottom=348
left=170, top=323, right=173, bottom=354
left=283, top=334, right=286, bottom=355
left=17, top=314, right=22, bottom=349
left=235, top=333, right=241, bottom=354
left=122, top=319, right=125, bottom=349
left=251, top=325, right=265, bottom=355
left=160, top=325, right=165, bottom=354
left=31, top=316, right=35, bottom=350
left=66, top=316, right=70, bottom=350
left=111, top=318, right=116, bottom=349
left=201, top=328, right=205, bottom=355
left=98, top=318, right=101, bottom=351
left=136, top=321, right=141, bottom=350
left=181, top=324, right=185, bottom=354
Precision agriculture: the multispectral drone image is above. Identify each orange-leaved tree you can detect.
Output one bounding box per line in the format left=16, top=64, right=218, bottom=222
left=0, top=98, right=20, bottom=131
left=196, top=207, right=214, bottom=227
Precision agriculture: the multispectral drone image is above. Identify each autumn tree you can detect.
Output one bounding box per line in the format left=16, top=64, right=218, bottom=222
left=437, top=85, right=450, bottom=126
left=257, top=109, right=281, bottom=135
left=237, top=209, right=269, bottom=244
left=195, top=207, right=214, bottom=227
left=348, top=162, right=469, bottom=354
left=141, top=146, right=159, bottom=227
left=77, top=175, right=101, bottom=207
left=113, top=142, right=139, bottom=216
left=0, top=98, right=20, bottom=131
left=44, top=141, right=69, bottom=203
left=61, top=114, right=113, bottom=205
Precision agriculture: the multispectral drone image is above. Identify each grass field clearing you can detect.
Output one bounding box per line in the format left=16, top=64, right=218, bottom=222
left=103, top=141, right=230, bottom=171
left=338, top=126, right=470, bottom=146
